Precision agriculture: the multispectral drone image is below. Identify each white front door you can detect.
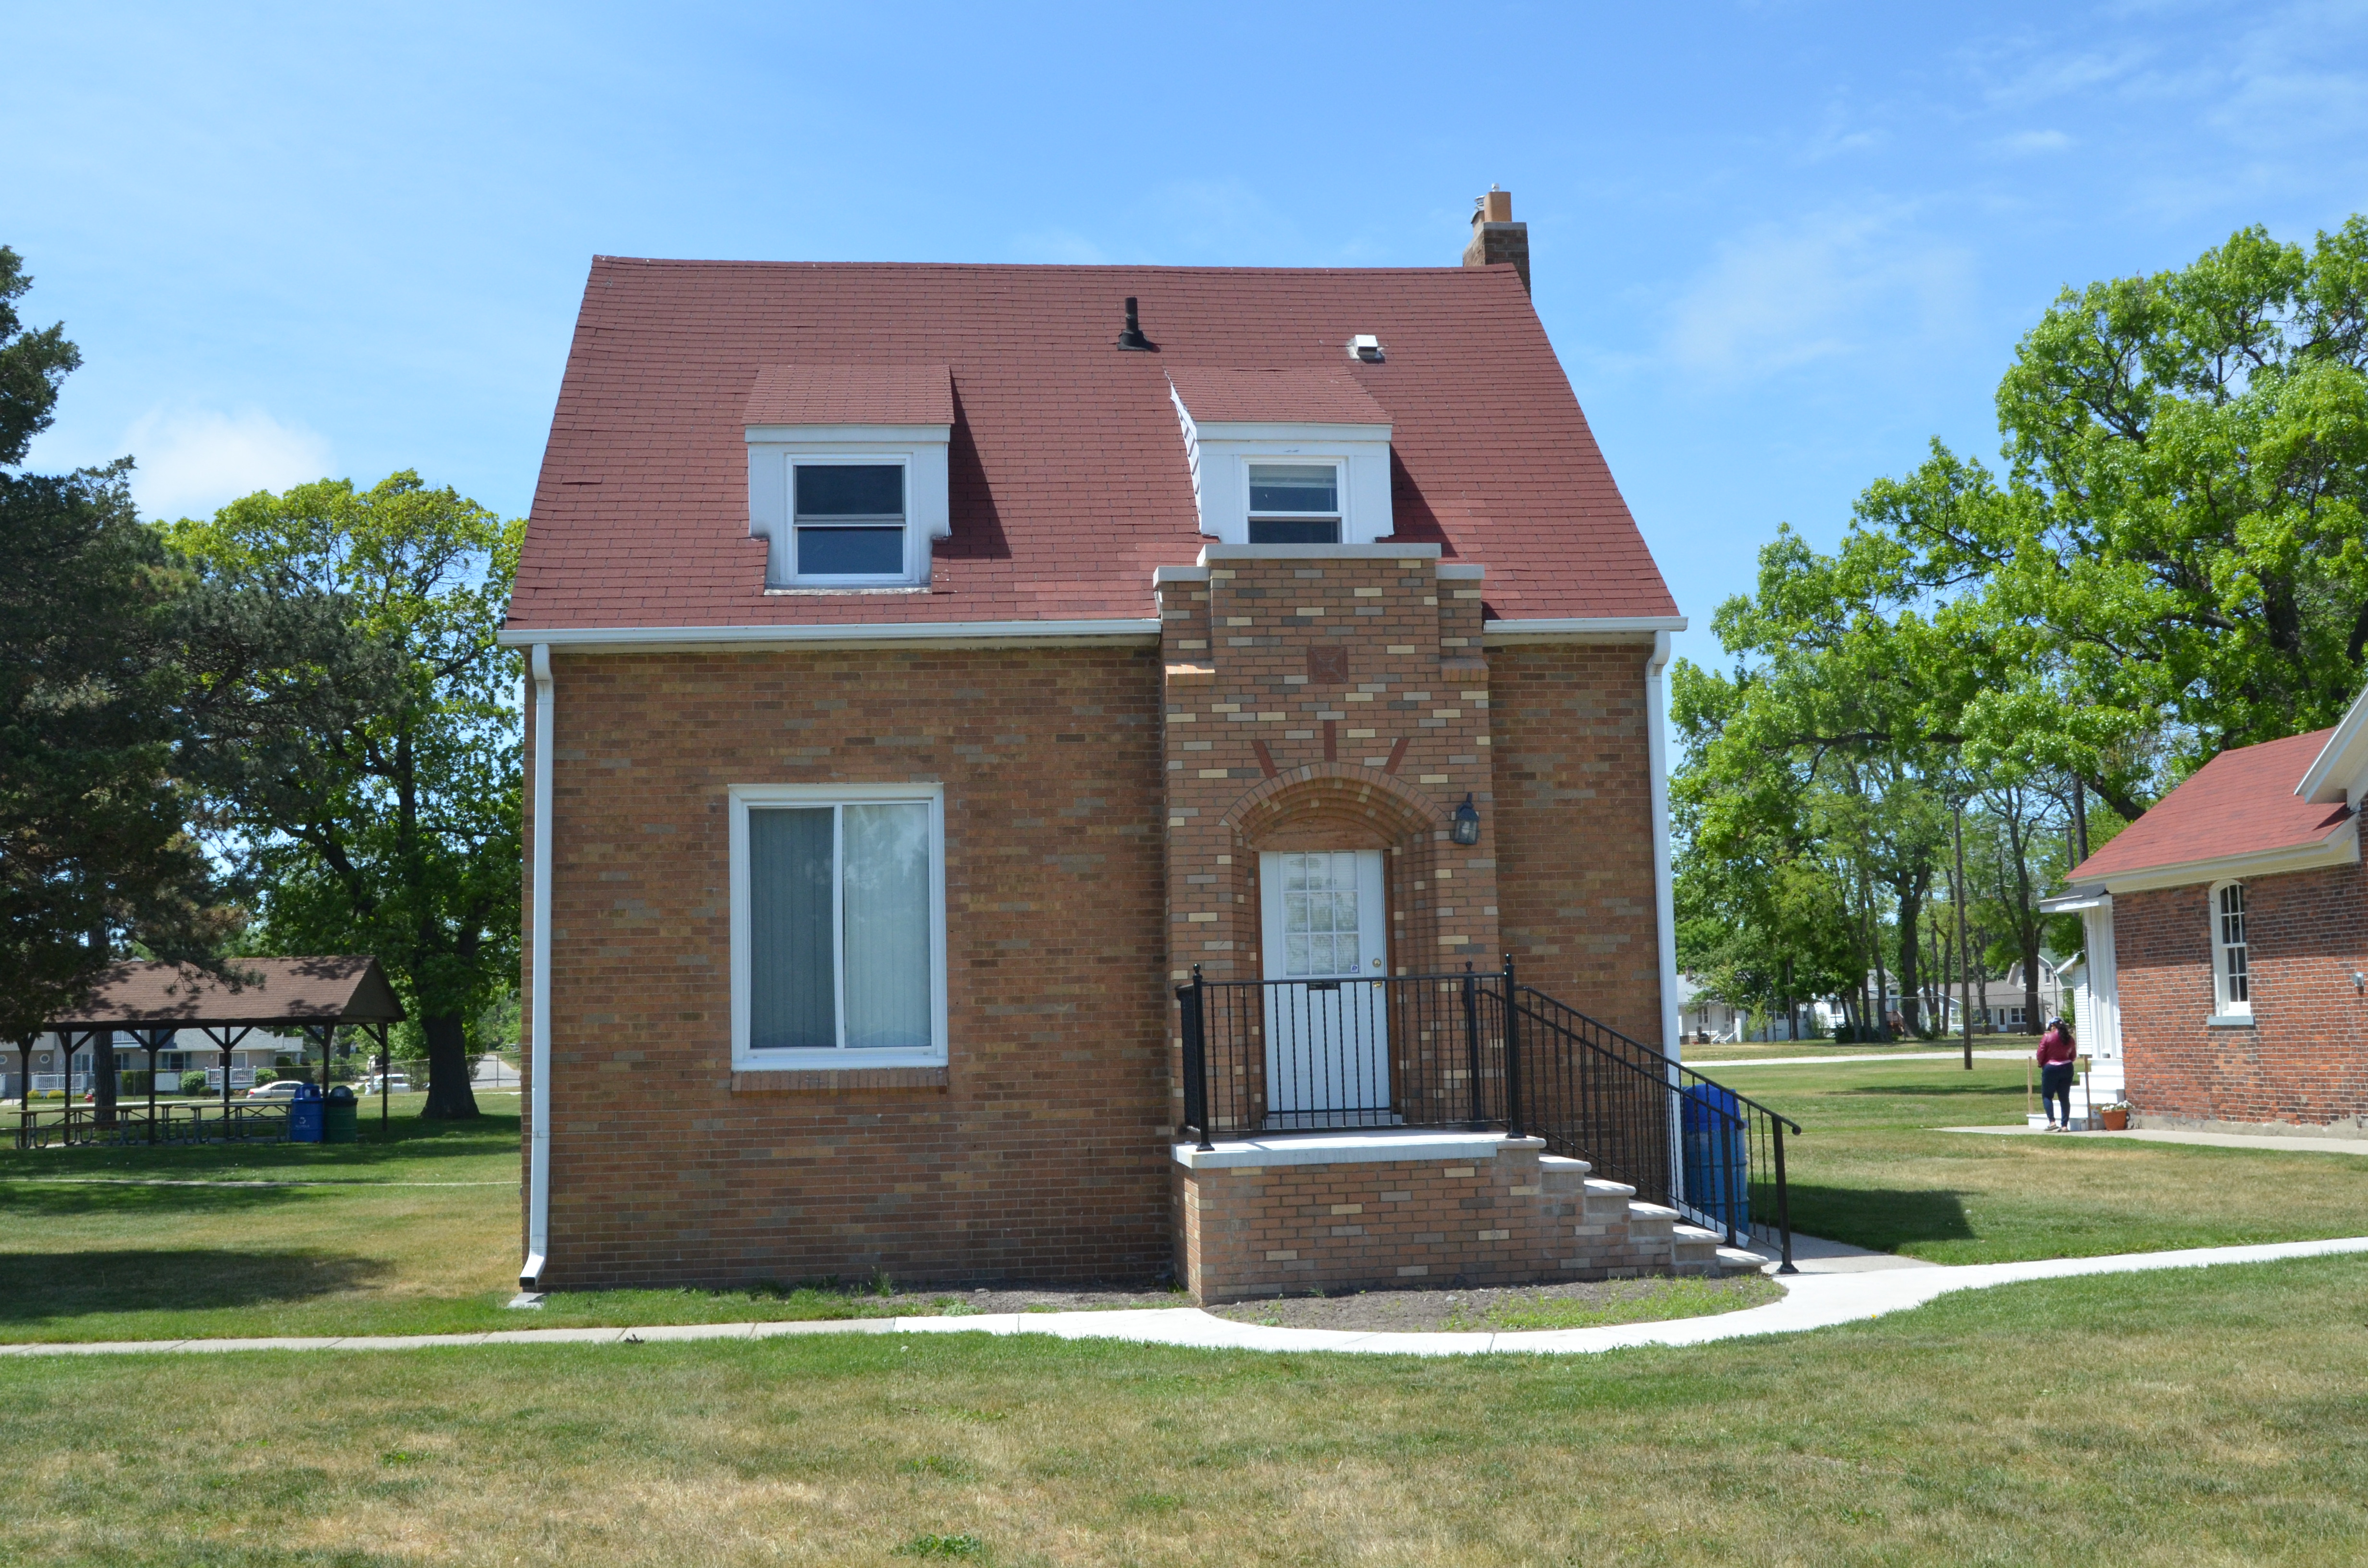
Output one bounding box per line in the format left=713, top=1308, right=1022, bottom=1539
left=1259, top=849, right=1390, bottom=1127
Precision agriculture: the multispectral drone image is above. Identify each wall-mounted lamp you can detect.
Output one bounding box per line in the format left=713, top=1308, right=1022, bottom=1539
left=1450, top=793, right=1482, bottom=847
left=2353, top=971, right=2364, bottom=995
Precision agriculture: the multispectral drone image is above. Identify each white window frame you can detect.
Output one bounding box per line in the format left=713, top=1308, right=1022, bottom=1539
left=1244, top=458, right=1346, bottom=546
left=728, top=782, right=949, bottom=1071
left=783, top=454, right=920, bottom=587
left=2208, top=879, right=2253, bottom=1025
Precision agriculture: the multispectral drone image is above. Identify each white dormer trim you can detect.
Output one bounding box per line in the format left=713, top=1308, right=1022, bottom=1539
left=2297, top=676, right=2368, bottom=805
left=746, top=424, right=953, bottom=588
left=1168, top=383, right=1393, bottom=546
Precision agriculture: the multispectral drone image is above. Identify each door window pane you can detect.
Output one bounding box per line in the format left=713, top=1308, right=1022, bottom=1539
left=842, top=803, right=932, bottom=1051
left=748, top=808, right=836, bottom=1050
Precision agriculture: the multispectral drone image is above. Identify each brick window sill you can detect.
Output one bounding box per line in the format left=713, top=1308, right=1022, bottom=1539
left=730, top=1066, right=949, bottom=1094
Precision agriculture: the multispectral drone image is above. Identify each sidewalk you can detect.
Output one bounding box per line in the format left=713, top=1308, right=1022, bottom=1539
left=4, top=1237, right=2360, bottom=1360
left=1692, top=1050, right=2029, bottom=1068
left=1941, top=1125, right=2368, bottom=1156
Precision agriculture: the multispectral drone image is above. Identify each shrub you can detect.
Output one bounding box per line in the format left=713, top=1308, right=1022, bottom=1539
left=252, top=1069, right=277, bottom=1086
left=180, top=1071, right=210, bottom=1095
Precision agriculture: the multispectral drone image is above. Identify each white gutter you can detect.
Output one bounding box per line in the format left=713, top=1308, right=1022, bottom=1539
left=494, top=618, right=1161, bottom=651
left=522, top=643, right=554, bottom=1290
left=1647, top=629, right=1681, bottom=1062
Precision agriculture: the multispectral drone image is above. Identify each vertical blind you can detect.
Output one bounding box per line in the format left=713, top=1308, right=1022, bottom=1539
left=749, top=802, right=933, bottom=1052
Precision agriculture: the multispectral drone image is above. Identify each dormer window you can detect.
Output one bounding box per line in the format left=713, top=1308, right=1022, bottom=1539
left=743, top=365, right=954, bottom=590
left=1247, top=463, right=1343, bottom=544
left=1167, top=368, right=1393, bottom=547
left=795, top=462, right=907, bottom=576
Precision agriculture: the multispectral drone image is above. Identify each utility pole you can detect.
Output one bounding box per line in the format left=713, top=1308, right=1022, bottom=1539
left=1954, top=797, right=1974, bottom=1071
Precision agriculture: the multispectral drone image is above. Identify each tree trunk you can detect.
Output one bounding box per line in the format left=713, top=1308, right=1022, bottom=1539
left=420, top=1012, right=481, bottom=1120
left=1893, top=875, right=1924, bottom=1036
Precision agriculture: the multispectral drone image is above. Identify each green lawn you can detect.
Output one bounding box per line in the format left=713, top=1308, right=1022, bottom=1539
left=7, top=1060, right=2368, bottom=1343
left=2, top=1254, right=2363, bottom=1565
left=1743, top=1058, right=2368, bottom=1263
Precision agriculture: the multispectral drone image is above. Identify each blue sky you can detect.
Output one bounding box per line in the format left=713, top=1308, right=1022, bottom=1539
left=12, top=0, right=2368, bottom=671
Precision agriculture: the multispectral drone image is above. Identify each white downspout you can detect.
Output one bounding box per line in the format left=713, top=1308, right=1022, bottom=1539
left=1647, top=629, right=1681, bottom=1065
left=522, top=643, right=554, bottom=1289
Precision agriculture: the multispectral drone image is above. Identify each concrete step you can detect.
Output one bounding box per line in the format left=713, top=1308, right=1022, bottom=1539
left=1537, top=1154, right=1592, bottom=1191
left=1582, top=1176, right=1636, bottom=1201
left=1626, top=1200, right=1677, bottom=1243
left=1715, top=1246, right=1764, bottom=1274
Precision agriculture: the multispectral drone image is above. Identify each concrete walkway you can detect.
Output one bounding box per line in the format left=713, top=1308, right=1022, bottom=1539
left=1692, top=1050, right=2030, bottom=1068
left=4, top=1237, right=2360, bottom=1361
left=1941, top=1125, right=2368, bottom=1156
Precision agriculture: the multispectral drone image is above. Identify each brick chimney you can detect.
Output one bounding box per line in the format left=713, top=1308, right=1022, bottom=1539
left=1461, top=186, right=1529, bottom=294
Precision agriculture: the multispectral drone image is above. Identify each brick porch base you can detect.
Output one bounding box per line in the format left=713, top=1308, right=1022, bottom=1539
left=1171, top=1130, right=1741, bottom=1304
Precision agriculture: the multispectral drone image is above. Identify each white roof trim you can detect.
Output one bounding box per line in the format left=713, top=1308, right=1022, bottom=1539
left=2083, top=816, right=2359, bottom=894
left=496, top=618, right=1161, bottom=651
left=2297, top=677, right=2368, bottom=803
left=2038, top=889, right=2113, bottom=914
left=1485, top=615, right=1689, bottom=643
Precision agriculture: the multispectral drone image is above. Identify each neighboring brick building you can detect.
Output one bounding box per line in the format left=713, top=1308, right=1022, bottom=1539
left=501, top=193, right=1719, bottom=1298
left=2048, top=709, right=2368, bottom=1140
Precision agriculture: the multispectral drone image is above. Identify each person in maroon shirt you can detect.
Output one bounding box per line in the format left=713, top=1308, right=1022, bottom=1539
left=2036, top=1019, right=2078, bottom=1130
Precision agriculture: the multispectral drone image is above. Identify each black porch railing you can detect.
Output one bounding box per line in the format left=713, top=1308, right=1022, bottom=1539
left=1175, top=958, right=1800, bottom=1267
left=13, top=1100, right=293, bottom=1151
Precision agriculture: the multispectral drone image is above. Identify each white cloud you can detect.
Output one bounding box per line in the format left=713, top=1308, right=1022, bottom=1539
left=1665, top=211, right=1976, bottom=384
left=120, top=406, right=334, bottom=520
left=1991, top=128, right=2074, bottom=156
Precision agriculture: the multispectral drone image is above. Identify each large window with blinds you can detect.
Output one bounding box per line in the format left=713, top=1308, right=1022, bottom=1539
left=729, top=784, right=947, bottom=1067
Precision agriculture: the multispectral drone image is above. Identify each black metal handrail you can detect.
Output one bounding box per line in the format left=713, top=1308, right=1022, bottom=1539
left=1175, top=958, right=1800, bottom=1269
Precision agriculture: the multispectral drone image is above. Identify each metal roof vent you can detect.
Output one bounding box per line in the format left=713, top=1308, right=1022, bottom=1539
left=1347, top=333, right=1384, bottom=363
left=1117, top=296, right=1154, bottom=351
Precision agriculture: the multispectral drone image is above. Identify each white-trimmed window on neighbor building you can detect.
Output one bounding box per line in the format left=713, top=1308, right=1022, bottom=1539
left=1246, top=462, right=1342, bottom=544
left=791, top=460, right=913, bottom=582
left=2211, top=880, right=2251, bottom=1022
left=729, top=784, right=947, bottom=1068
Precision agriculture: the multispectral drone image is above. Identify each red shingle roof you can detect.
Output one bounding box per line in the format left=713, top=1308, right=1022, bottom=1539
left=506, top=259, right=1677, bottom=631
left=2070, top=728, right=2353, bottom=883
left=744, top=364, right=954, bottom=427
left=1166, top=366, right=1391, bottom=426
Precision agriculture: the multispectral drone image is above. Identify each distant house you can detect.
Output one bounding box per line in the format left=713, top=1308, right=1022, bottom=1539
left=2047, top=687, right=2368, bottom=1140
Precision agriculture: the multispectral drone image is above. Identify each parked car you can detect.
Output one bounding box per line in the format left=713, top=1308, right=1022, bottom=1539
left=244, top=1080, right=307, bottom=1099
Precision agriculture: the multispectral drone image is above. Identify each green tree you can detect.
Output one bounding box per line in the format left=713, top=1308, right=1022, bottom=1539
left=0, top=249, right=227, bottom=1042
left=169, top=474, right=523, bottom=1119
left=1858, top=218, right=2368, bottom=817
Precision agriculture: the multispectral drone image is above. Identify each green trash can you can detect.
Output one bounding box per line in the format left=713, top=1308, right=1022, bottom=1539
left=323, top=1086, right=359, bottom=1144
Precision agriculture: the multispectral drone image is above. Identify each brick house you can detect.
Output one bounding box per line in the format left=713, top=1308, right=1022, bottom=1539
left=2047, top=693, right=2368, bottom=1140
left=501, top=193, right=1772, bottom=1301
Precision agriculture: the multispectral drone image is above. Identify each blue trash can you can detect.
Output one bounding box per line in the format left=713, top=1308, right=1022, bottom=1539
left=1680, top=1082, right=1750, bottom=1237
left=288, top=1082, right=324, bottom=1143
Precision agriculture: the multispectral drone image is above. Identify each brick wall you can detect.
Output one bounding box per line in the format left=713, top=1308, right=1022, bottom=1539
left=2116, top=862, right=2368, bottom=1130
left=1490, top=642, right=1663, bottom=1044
left=521, top=565, right=1672, bottom=1291
left=523, top=643, right=1174, bottom=1290
left=1172, top=1139, right=1690, bottom=1303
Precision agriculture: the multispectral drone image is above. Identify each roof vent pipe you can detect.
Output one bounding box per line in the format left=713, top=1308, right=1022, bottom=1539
left=1117, top=296, right=1154, bottom=351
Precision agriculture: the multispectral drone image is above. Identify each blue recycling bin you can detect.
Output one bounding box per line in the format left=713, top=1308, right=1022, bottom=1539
left=287, top=1081, right=324, bottom=1143
left=1680, top=1082, right=1750, bottom=1237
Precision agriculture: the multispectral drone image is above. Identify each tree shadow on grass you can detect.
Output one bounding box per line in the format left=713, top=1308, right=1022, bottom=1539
left=1783, top=1185, right=1976, bottom=1254
left=0, top=1250, right=392, bottom=1322
left=0, top=1179, right=320, bottom=1218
